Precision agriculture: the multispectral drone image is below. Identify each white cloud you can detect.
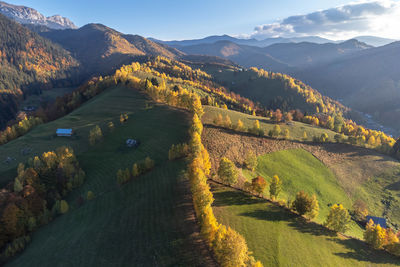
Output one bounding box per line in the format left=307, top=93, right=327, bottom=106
left=251, top=0, right=400, bottom=40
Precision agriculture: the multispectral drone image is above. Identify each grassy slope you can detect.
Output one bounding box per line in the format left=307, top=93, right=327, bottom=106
left=212, top=183, right=400, bottom=267
left=242, top=149, right=362, bottom=237
left=6, top=86, right=211, bottom=266
left=203, top=105, right=339, bottom=141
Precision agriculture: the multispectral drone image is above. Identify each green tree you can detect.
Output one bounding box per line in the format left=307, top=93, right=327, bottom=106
left=244, top=151, right=258, bottom=171
left=292, top=191, right=319, bottom=218
left=218, top=157, right=238, bottom=186
left=269, top=175, right=282, bottom=200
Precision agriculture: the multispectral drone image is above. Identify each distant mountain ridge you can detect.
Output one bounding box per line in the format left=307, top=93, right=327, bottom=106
left=176, top=39, right=371, bottom=71
left=151, top=34, right=397, bottom=48
left=0, top=1, right=76, bottom=29
left=151, top=35, right=334, bottom=48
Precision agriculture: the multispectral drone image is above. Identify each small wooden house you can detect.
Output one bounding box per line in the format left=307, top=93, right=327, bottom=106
left=56, top=129, right=73, bottom=137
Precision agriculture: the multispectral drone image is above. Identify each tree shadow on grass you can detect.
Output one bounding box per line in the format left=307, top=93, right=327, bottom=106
left=239, top=205, right=295, bottom=222
left=331, top=237, right=400, bottom=265
left=212, top=190, right=263, bottom=207
left=288, top=216, right=336, bottom=237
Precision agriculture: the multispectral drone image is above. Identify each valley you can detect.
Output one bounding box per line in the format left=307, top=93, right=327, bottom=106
left=0, top=1, right=399, bottom=266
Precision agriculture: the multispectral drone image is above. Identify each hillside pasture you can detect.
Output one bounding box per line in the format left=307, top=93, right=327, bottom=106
left=6, top=86, right=214, bottom=266
left=202, top=125, right=400, bottom=236
left=211, top=183, right=400, bottom=267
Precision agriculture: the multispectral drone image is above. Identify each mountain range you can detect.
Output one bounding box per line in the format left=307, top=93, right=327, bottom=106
left=0, top=1, right=76, bottom=29
left=152, top=34, right=397, bottom=48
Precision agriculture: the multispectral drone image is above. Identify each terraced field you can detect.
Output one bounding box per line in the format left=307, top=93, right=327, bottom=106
left=6, top=86, right=213, bottom=266
left=212, top=183, right=400, bottom=267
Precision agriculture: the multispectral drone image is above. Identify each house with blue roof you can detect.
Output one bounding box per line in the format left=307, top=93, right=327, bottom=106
left=56, top=128, right=73, bottom=137
left=366, top=215, right=387, bottom=228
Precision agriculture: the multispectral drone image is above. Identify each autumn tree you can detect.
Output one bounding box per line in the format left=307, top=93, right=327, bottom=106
left=302, top=131, right=308, bottom=141
left=352, top=199, right=368, bottom=221
left=284, top=112, right=293, bottom=122
left=324, top=204, right=351, bottom=233
left=213, top=226, right=251, bottom=267
left=89, top=125, right=103, bottom=146
left=244, top=151, right=258, bottom=171
left=364, top=219, right=387, bottom=249
left=191, top=96, right=204, bottom=118
left=214, top=114, right=223, bottom=126
left=249, top=120, right=263, bottom=136
left=218, top=157, right=238, bottom=186
left=132, top=163, right=140, bottom=177
left=190, top=114, right=203, bottom=135
left=283, top=129, right=290, bottom=139
left=144, top=157, right=155, bottom=170
left=224, top=115, right=232, bottom=129
left=235, top=119, right=245, bottom=131
left=108, top=121, right=114, bottom=132
left=60, top=200, right=69, bottom=214
left=269, top=175, right=282, bottom=200
left=274, top=109, right=283, bottom=123
left=87, top=191, right=95, bottom=200
left=251, top=176, right=267, bottom=195
left=269, top=125, right=281, bottom=138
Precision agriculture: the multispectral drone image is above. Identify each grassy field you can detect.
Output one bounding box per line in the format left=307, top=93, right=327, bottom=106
left=211, top=183, right=400, bottom=267
left=202, top=105, right=339, bottom=142
left=242, top=148, right=363, bottom=237
left=6, top=86, right=213, bottom=266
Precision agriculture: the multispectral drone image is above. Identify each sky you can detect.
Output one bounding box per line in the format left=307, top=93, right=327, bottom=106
left=5, top=0, right=400, bottom=40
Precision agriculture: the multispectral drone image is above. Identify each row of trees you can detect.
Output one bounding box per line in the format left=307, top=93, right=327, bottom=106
left=0, top=147, right=85, bottom=262
left=168, top=143, right=190, bottom=161
left=185, top=102, right=262, bottom=266
left=0, top=116, right=43, bottom=145
left=116, top=157, right=155, bottom=185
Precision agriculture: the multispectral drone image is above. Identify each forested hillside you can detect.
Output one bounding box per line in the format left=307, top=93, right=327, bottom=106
left=0, top=14, right=79, bottom=128
left=295, top=41, right=400, bottom=133
left=40, top=24, right=184, bottom=76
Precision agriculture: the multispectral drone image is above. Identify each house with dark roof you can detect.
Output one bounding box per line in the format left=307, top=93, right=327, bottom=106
left=366, top=215, right=387, bottom=228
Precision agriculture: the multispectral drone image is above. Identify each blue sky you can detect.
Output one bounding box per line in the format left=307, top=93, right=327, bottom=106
left=6, top=0, right=400, bottom=40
